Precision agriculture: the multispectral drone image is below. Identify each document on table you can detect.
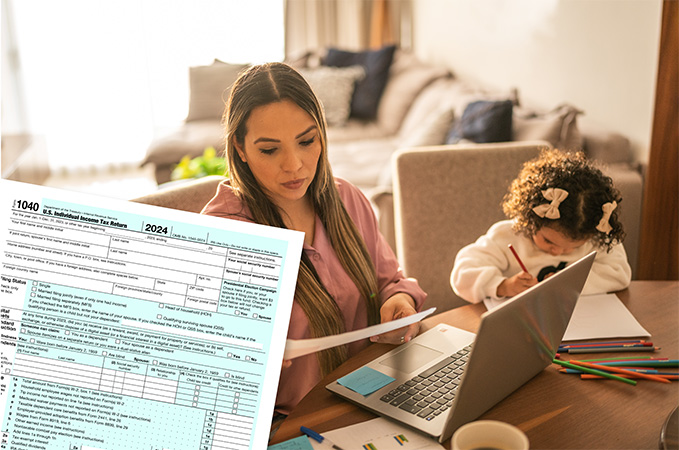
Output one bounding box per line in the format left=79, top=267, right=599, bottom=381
left=0, top=179, right=304, bottom=450
left=562, top=293, right=651, bottom=341
left=309, top=417, right=445, bottom=450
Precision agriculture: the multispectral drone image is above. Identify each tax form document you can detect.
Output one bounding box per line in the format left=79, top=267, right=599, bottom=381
left=0, top=180, right=303, bottom=450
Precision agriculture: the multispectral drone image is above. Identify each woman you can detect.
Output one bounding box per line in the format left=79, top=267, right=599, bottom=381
left=201, top=62, right=427, bottom=415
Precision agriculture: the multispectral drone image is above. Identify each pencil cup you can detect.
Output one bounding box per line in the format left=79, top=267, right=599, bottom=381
left=452, top=420, right=529, bottom=450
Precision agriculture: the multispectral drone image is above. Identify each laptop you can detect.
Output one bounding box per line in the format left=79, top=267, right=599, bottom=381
left=327, top=251, right=596, bottom=443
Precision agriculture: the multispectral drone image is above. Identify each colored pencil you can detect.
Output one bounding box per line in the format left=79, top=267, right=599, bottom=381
left=552, top=359, right=637, bottom=385
left=581, top=374, right=678, bottom=381
left=583, top=360, right=679, bottom=368
left=566, top=346, right=659, bottom=354
left=560, top=340, right=647, bottom=348
left=508, top=244, right=529, bottom=273
left=580, top=356, right=667, bottom=362
left=570, top=360, right=671, bottom=384
left=559, top=368, right=659, bottom=374
left=559, top=342, right=652, bottom=350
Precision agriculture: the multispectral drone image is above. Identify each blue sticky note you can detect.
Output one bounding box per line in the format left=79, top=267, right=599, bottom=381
left=337, top=366, right=395, bottom=396
left=267, top=435, right=314, bottom=450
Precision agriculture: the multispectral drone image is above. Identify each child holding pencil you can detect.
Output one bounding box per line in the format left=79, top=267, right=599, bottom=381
left=451, top=149, right=632, bottom=310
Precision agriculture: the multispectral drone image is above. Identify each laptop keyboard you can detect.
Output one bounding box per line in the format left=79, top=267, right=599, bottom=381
left=379, top=344, right=472, bottom=421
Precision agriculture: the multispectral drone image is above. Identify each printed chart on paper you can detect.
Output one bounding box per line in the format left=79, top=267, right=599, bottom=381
left=0, top=180, right=302, bottom=450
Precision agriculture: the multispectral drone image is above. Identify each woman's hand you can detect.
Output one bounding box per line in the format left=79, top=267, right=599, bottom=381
left=496, top=272, right=537, bottom=298
left=369, top=293, right=419, bottom=345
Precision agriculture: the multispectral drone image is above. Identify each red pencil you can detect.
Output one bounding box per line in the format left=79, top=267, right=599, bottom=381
left=508, top=244, right=529, bottom=272
left=571, top=360, right=672, bottom=384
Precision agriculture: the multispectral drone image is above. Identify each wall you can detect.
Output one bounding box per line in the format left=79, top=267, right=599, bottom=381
left=411, top=0, right=662, bottom=163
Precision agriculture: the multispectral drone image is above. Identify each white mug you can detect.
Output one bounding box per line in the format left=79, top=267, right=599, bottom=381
left=452, top=420, right=529, bottom=450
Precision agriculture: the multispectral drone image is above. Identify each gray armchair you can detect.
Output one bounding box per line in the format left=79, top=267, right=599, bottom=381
left=391, top=141, right=549, bottom=313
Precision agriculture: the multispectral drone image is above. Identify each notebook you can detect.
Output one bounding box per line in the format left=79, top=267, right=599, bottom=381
left=327, top=251, right=596, bottom=443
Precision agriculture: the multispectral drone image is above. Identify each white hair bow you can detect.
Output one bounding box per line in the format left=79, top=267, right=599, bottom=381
left=596, top=201, right=617, bottom=234
left=532, top=188, right=569, bottom=219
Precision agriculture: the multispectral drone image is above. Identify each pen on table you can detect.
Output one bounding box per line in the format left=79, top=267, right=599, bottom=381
left=570, top=360, right=671, bottom=384
left=508, top=244, right=529, bottom=273
left=552, top=358, right=637, bottom=385
left=301, top=426, right=345, bottom=450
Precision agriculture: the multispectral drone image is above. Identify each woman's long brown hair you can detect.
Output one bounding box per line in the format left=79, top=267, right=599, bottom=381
left=223, top=62, right=380, bottom=375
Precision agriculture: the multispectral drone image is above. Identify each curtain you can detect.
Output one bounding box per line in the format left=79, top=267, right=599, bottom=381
left=284, top=0, right=412, bottom=57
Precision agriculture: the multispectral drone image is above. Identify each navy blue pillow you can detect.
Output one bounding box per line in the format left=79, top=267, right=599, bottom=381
left=323, top=45, right=396, bottom=120
left=446, top=100, right=514, bottom=144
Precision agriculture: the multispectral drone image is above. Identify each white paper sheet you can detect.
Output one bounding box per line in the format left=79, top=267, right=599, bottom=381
left=283, top=307, right=436, bottom=360
left=309, top=417, right=445, bottom=450
left=562, top=293, right=651, bottom=341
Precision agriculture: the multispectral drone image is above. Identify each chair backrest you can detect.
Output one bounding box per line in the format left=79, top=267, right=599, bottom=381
left=392, top=141, right=550, bottom=312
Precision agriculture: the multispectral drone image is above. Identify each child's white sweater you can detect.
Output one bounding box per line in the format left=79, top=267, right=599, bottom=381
left=451, top=220, right=632, bottom=310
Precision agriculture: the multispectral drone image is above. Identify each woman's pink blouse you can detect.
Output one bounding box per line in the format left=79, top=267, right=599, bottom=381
left=201, top=178, right=427, bottom=414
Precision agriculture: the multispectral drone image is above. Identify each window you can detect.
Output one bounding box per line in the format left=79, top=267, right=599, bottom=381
left=5, top=0, right=284, bottom=171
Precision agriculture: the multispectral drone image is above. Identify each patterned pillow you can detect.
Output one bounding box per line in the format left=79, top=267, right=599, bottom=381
left=299, top=65, right=365, bottom=126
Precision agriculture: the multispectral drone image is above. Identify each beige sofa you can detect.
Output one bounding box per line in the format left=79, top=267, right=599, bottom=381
left=139, top=48, right=643, bottom=281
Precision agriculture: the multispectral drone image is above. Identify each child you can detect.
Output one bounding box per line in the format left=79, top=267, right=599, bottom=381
left=451, top=149, right=632, bottom=310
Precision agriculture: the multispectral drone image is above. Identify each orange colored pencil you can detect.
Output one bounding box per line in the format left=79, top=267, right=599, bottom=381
left=571, top=360, right=671, bottom=384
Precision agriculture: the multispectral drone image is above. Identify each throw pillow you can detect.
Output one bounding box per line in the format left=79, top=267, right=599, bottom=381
left=323, top=44, right=396, bottom=120
left=401, top=107, right=456, bottom=148
left=299, top=65, right=365, bottom=126
left=186, top=61, right=249, bottom=122
left=375, top=50, right=452, bottom=134
left=445, top=100, right=514, bottom=144
left=513, top=104, right=584, bottom=150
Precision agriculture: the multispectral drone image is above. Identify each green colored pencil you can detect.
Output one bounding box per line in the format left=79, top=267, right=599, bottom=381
left=552, top=359, right=637, bottom=385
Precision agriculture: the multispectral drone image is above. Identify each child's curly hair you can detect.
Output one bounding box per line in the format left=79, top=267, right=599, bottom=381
left=502, top=149, right=625, bottom=251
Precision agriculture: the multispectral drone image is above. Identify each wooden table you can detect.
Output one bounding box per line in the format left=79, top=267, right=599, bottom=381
left=270, top=281, right=679, bottom=448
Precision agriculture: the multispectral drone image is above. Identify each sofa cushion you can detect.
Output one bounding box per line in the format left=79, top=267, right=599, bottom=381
left=402, top=107, right=456, bottom=148
left=446, top=99, right=514, bottom=144
left=513, top=104, right=584, bottom=150
left=186, top=61, right=249, bottom=122
left=299, top=65, right=365, bottom=126
left=142, top=120, right=225, bottom=167
left=375, top=51, right=451, bottom=134
left=323, top=45, right=396, bottom=120
left=327, top=137, right=398, bottom=190
left=579, top=121, right=633, bottom=164
left=398, top=78, right=518, bottom=142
